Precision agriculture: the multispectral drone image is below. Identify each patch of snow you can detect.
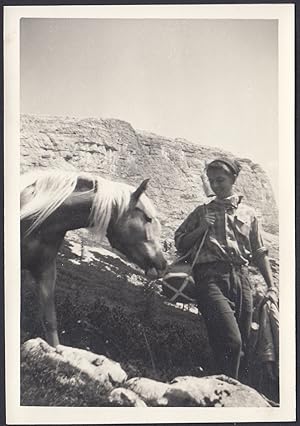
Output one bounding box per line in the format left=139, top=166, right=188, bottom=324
left=89, top=246, right=120, bottom=259
left=68, top=241, right=82, bottom=257
left=67, top=239, right=134, bottom=268
left=69, top=259, right=81, bottom=265
left=81, top=249, right=96, bottom=263
left=127, top=273, right=145, bottom=287
left=66, top=239, right=146, bottom=283
left=89, top=246, right=136, bottom=269
left=164, top=300, right=198, bottom=315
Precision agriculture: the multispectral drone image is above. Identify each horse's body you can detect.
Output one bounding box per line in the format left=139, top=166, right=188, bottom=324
left=21, top=169, right=167, bottom=346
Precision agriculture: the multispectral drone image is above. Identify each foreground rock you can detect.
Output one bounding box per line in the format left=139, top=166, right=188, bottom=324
left=108, top=388, right=147, bottom=407
left=162, top=375, right=271, bottom=407
left=21, top=338, right=272, bottom=407
left=21, top=338, right=127, bottom=393
left=124, top=377, right=170, bottom=405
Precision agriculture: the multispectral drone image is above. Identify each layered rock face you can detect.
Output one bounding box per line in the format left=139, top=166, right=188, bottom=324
left=21, top=114, right=278, bottom=239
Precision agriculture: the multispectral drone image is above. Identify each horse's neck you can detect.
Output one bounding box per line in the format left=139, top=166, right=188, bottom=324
left=36, top=191, right=95, bottom=235
left=61, top=187, right=118, bottom=239
left=66, top=191, right=97, bottom=230
left=24, top=182, right=118, bottom=238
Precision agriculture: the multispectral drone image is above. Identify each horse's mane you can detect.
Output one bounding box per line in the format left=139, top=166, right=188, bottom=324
left=21, top=169, right=157, bottom=239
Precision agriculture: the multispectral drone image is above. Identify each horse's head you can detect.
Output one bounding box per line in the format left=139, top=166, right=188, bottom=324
left=107, top=179, right=167, bottom=278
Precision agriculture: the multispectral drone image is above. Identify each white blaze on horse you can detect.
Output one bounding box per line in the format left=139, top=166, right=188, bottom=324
left=21, top=169, right=167, bottom=347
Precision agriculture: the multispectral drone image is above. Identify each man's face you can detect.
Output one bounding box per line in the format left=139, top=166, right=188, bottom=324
left=207, top=168, right=235, bottom=199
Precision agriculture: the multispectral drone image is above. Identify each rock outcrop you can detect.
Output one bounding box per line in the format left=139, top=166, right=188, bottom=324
left=20, top=114, right=278, bottom=238
left=21, top=338, right=127, bottom=392
left=21, top=338, right=273, bottom=407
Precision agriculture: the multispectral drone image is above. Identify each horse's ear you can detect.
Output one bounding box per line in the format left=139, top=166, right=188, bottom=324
left=131, top=178, right=150, bottom=202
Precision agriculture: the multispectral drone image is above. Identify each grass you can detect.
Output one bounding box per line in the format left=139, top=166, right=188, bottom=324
left=21, top=238, right=279, bottom=406
left=21, top=239, right=214, bottom=405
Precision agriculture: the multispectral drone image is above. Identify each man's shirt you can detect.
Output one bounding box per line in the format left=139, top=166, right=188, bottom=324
left=174, top=194, right=268, bottom=266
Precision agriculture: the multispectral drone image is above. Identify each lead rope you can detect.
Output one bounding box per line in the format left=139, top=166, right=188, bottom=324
left=191, top=228, right=209, bottom=270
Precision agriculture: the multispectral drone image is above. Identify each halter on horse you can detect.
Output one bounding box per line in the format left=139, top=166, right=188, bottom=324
left=21, top=169, right=167, bottom=347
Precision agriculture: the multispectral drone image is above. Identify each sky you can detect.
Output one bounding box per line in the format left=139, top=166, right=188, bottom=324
left=20, top=18, right=278, bottom=196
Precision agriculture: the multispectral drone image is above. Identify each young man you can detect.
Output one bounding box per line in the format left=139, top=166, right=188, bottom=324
left=174, top=158, right=277, bottom=379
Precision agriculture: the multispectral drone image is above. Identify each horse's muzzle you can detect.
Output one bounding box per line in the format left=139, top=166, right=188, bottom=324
left=146, top=267, right=160, bottom=279
left=146, top=263, right=168, bottom=280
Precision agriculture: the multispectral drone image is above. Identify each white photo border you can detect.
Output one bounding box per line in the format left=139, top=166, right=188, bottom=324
left=4, top=3, right=295, bottom=424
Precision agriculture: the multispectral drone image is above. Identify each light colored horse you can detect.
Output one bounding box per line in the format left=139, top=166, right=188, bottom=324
left=21, top=169, right=167, bottom=347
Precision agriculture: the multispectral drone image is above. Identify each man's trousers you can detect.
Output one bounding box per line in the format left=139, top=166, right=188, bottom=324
left=194, top=261, right=253, bottom=379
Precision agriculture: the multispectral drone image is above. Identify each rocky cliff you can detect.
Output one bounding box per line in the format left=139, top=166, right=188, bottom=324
left=20, top=114, right=278, bottom=240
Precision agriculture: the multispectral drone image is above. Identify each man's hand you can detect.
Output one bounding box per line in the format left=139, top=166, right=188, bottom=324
left=202, top=212, right=216, bottom=229
left=265, top=286, right=279, bottom=305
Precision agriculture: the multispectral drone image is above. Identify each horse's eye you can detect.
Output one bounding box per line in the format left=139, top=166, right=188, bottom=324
left=145, top=215, right=152, bottom=223
left=135, top=207, right=152, bottom=223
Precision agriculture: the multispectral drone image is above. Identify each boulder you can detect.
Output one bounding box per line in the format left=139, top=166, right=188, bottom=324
left=108, top=388, right=147, bottom=407
left=124, top=377, right=170, bottom=406
left=22, top=338, right=127, bottom=392
left=162, top=375, right=271, bottom=407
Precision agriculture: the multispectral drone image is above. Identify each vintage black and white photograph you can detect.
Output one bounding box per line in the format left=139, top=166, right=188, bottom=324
left=4, top=4, right=295, bottom=424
